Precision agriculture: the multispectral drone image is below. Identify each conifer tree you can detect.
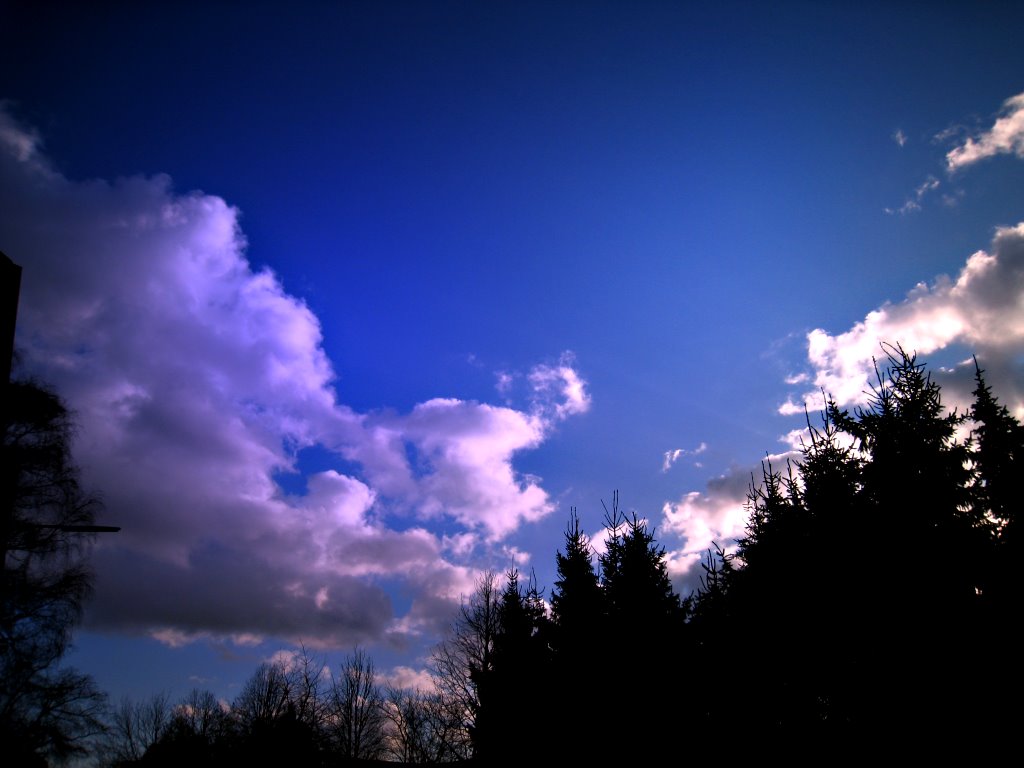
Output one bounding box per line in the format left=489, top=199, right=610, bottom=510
left=547, top=511, right=602, bottom=759
left=599, top=493, right=681, bottom=643
left=550, top=509, right=601, bottom=654
left=970, top=360, right=1023, bottom=543
left=597, top=493, right=683, bottom=748
left=689, top=347, right=1015, bottom=742
left=479, top=569, right=550, bottom=761
left=968, top=361, right=1023, bottom=734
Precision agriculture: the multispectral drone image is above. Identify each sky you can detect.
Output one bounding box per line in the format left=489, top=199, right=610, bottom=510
left=2, top=0, right=1024, bottom=705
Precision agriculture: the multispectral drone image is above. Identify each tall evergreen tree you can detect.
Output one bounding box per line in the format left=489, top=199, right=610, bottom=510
left=968, top=361, right=1024, bottom=734
left=599, top=493, right=682, bottom=643
left=691, top=347, right=1006, bottom=744
left=970, top=360, right=1023, bottom=544
left=597, top=493, right=683, bottom=750
left=829, top=348, right=988, bottom=737
left=479, top=569, right=550, bottom=761
left=550, top=509, right=602, bottom=654
left=547, top=511, right=602, bottom=760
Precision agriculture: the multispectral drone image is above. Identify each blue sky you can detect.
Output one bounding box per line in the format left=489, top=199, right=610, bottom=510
left=3, top=1, right=1024, bottom=703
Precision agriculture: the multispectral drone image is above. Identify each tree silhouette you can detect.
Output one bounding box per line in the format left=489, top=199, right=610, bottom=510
left=690, top=346, right=1010, bottom=745
left=550, top=509, right=602, bottom=649
left=968, top=361, right=1024, bottom=735
left=600, top=492, right=683, bottom=646
left=429, top=572, right=499, bottom=760
left=1, top=379, right=106, bottom=764
left=138, top=688, right=232, bottom=767
left=326, top=647, right=386, bottom=760
left=970, top=360, right=1023, bottom=543
left=548, top=510, right=602, bottom=758
left=230, top=657, right=321, bottom=764
left=828, top=347, right=989, bottom=738
left=473, top=568, right=551, bottom=761
left=383, top=684, right=463, bottom=764
left=597, top=492, right=684, bottom=750
left=102, top=692, right=172, bottom=765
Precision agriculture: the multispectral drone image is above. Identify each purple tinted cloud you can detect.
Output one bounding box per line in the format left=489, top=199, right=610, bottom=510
left=0, top=107, right=587, bottom=647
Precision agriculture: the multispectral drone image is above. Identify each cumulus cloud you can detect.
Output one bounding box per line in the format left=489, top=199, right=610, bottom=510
left=780, top=223, right=1024, bottom=418
left=386, top=399, right=551, bottom=540
left=381, top=665, right=436, bottom=692
left=660, top=469, right=753, bottom=593
left=947, top=92, right=1024, bottom=171
left=0, top=106, right=588, bottom=648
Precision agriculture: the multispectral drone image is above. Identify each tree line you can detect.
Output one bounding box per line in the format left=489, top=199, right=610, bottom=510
left=4, top=346, right=1022, bottom=763
left=93, top=647, right=463, bottom=766
left=427, top=346, right=1022, bottom=759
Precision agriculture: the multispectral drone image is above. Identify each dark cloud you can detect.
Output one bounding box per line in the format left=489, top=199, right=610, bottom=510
left=88, top=545, right=394, bottom=648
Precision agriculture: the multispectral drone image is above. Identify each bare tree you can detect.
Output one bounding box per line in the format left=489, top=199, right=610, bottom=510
left=326, top=647, right=386, bottom=760
left=229, top=653, right=326, bottom=764
left=101, top=692, right=172, bottom=765
left=384, top=683, right=467, bottom=763
left=284, top=645, right=327, bottom=734
left=429, top=571, right=500, bottom=756
left=172, top=688, right=230, bottom=744
left=232, top=662, right=294, bottom=731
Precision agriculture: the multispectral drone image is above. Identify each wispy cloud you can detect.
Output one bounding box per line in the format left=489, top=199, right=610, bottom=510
left=661, top=442, right=707, bottom=472
left=780, top=223, right=1024, bottom=418
left=0, top=107, right=588, bottom=648
left=885, top=175, right=940, bottom=216
left=946, top=92, right=1024, bottom=171
left=887, top=92, right=1024, bottom=214
left=528, top=352, right=591, bottom=420
left=892, top=128, right=907, bottom=147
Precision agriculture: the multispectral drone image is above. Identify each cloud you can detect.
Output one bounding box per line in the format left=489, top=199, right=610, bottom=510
left=946, top=92, right=1024, bottom=171
left=893, top=129, right=907, bottom=148
left=528, top=353, right=591, bottom=420
left=888, top=92, right=1024, bottom=214
left=780, top=223, right=1024, bottom=418
left=885, top=175, right=940, bottom=216
left=386, top=398, right=552, bottom=540
left=494, top=371, right=513, bottom=395
left=381, top=665, right=436, bottom=693
left=0, top=106, right=588, bottom=648
left=660, top=469, right=753, bottom=594
left=661, top=442, right=707, bottom=473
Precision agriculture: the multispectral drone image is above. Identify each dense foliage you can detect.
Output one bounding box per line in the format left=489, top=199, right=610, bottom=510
left=687, top=347, right=1020, bottom=750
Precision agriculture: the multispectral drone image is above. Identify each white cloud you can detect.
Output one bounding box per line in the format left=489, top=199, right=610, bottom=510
left=661, top=442, right=708, bottom=472
left=781, top=223, right=1024, bottom=418
left=660, top=469, right=751, bottom=593
left=494, top=371, right=513, bottom=395
left=528, top=352, right=591, bottom=420
left=381, top=665, right=436, bottom=693
left=885, top=175, right=940, bottom=216
left=947, top=92, right=1024, bottom=171
left=893, top=128, right=907, bottom=147
left=391, top=398, right=552, bottom=540
left=0, top=106, right=589, bottom=647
